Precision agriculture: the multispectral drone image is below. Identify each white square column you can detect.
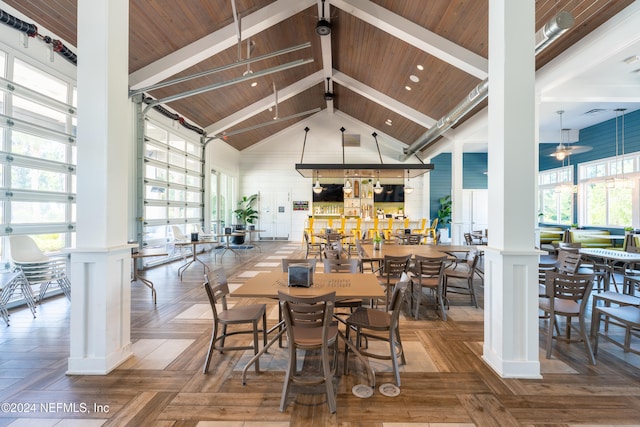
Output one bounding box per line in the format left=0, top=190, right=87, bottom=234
left=67, top=0, right=133, bottom=375
left=482, top=0, right=541, bottom=378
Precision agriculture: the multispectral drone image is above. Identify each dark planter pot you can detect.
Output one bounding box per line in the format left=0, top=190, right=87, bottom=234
left=232, top=224, right=246, bottom=244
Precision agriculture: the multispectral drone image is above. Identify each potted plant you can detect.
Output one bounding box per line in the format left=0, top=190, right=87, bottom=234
left=233, top=194, right=259, bottom=244
left=436, top=195, right=452, bottom=242
left=373, top=233, right=382, bottom=250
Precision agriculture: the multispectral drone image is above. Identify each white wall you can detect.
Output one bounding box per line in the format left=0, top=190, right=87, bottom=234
left=239, top=109, right=427, bottom=241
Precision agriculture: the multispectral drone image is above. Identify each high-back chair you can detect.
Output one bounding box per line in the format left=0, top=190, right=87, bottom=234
left=344, top=273, right=409, bottom=387
left=412, top=218, right=427, bottom=234
left=411, top=255, right=447, bottom=320
left=8, top=235, right=71, bottom=302
left=367, top=217, right=380, bottom=239
left=202, top=269, right=267, bottom=374
left=323, top=258, right=360, bottom=273
left=278, top=291, right=338, bottom=413
left=170, top=225, right=190, bottom=259
left=538, top=271, right=595, bottom=364
left=303, top=230, right=323, bottom=260
left=382, top=218, right=395, bottom=240
left=378, top=254, right=412, bottom=310
left=443, top=250, right=479, bottom=308
left=425, top=218, right=439, bottom=242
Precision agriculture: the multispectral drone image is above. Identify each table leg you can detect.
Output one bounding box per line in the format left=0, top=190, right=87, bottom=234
left=219, top=236, right=240, bottom=259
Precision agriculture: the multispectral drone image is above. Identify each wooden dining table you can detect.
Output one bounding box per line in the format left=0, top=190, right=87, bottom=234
left=232, top=271, right=384, bottom=387
left=361, top=243, right=476, bottom=260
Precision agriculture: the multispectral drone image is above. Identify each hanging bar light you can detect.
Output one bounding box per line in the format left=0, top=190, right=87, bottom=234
left=373, top=170, right=383, bottom=194
left=404, top=170, right=414, bottom=194
left=313, top=170, right=323, bottom=194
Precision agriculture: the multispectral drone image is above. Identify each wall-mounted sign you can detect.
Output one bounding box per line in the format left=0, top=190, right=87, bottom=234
left=292, top=201, right=309, bottom=211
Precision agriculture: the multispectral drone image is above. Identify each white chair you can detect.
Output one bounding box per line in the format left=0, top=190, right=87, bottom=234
left=170, top=225, right=190, bottom=259
left=8, top=235, right=71, bottom=302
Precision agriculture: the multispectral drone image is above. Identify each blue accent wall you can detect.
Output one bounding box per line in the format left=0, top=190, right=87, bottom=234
left=463, top=153, right=488, bottom=189
left=430, top=153, right=451, bottom=221
left=540, top=109, right=640, bottom=172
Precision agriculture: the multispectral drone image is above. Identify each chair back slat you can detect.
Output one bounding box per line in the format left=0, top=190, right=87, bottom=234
left=279, top=291, right=336, bottom=330
left=323, top=258, right=359, bottom=273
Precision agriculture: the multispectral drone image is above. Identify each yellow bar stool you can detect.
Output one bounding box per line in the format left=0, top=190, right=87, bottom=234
left=305, top=217, right=316, bottom=243
left=382, top=218, right=394, bottom=240
left=367, top=217, right=380, bottom=239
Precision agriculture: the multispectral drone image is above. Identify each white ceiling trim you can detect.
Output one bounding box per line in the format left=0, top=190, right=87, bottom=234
left=332, top=0, right=488, bottom=79
left=129, top=0, right=315, bottom=90
left=333, top=70, right=437, bottom=128
left=536, top=1, right=640, bottom=96
left=205, top=70, right=324, bottom=136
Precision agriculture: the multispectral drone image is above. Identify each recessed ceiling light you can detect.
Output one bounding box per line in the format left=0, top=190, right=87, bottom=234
left=385, top=119, right=393, bottom=126
left=416, top=64, right=424, bottom=71
left=623, top=55, right=640, bottom=65
left=251, top=82, right=258, bottom=87
left=405, top=86, right=411, bottom=91
left=409, top=75, right=419, bottom=83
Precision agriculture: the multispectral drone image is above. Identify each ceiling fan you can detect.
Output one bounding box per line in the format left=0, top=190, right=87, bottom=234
left=549, top=110, right=592, bottom=160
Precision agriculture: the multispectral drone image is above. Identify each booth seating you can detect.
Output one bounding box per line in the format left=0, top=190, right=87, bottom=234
left=568, top=229, right=617, bottom=249
left=540, top=227, right=564, bottom=245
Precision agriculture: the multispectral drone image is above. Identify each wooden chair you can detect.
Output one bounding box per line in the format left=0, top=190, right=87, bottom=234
left=411, top=255, right=447, bottom=320
left=538, top=271, right=595, bottom=364
left=443, top=249, right=479, bottom=308
left=344, top=274, right=409, bottom=387
left=278, top=291, right=338, bottom=413
left=202, top=269, right=267, bottom=373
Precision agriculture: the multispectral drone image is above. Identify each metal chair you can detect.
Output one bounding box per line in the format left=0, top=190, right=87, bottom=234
left=443, top=249, right=480, bottom=308
left=303, top=230, right=323, bottom=260
left=278, top=291, right=338, bottom=413
left=8, top=235, right=71, bottom=302
left=425, top=218, right=439, bottom=242
left=539, top=271, right=595, bottom=364
left=202, top=268, right=267, bottom=374
left=377, top=255, right=412, bottom=310
left=411, top=255, right=447, bottom=320
left=344, top=274, right=409, bottom=387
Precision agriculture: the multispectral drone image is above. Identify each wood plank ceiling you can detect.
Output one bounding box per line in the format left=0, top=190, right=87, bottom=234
left=2, top=0, right=633, bottom=153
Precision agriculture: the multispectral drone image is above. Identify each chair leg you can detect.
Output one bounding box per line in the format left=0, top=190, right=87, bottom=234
left=579, top=315, right=596, bottom=365
left=390, top=328, right=402, bottom=387
left=468, top=278, right=478, bottom=308
left=203, top=322, right=219, bottom=373
left=252, top=319, right=260, bottom=372
left=546, top=313, right=555, bottom=359
left=323, top=341, right=337, bottom=413
left=280, top=344, right=296, bottom=412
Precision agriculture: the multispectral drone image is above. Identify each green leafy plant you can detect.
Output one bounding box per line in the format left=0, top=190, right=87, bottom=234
left=373, top=233, right=382, bottom=243
left=234, top=194, right=259, bottom=225
left=624, top=226, right=634, bottom=232
left=436, top=195, right=452, bottom=226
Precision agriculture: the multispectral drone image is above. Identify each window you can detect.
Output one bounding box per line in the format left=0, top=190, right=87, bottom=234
left=141, top=119, right=204, bottom=263
left=538, top=166, right=573, bottom=225
left=578, top=154, right=638, bottom=227
left=0, top=51, right=76, bottom=255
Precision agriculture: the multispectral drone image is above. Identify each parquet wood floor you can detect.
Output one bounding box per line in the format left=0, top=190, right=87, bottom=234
left=0, top=241, right=639, bottom=427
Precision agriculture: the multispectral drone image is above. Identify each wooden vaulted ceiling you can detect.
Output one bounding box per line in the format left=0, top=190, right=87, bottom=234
left=3, top=0, right=634, bottom=153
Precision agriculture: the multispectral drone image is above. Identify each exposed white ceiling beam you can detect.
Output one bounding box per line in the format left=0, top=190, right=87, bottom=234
left=333, top=70, right=437, bottom=128
left=317, top=0, right=335, bottom=114
left=331, top=0, right=488, bottom=79
left=206, top=70, right=324, bottom=136
left=129, top=0, right=315, bottom=89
